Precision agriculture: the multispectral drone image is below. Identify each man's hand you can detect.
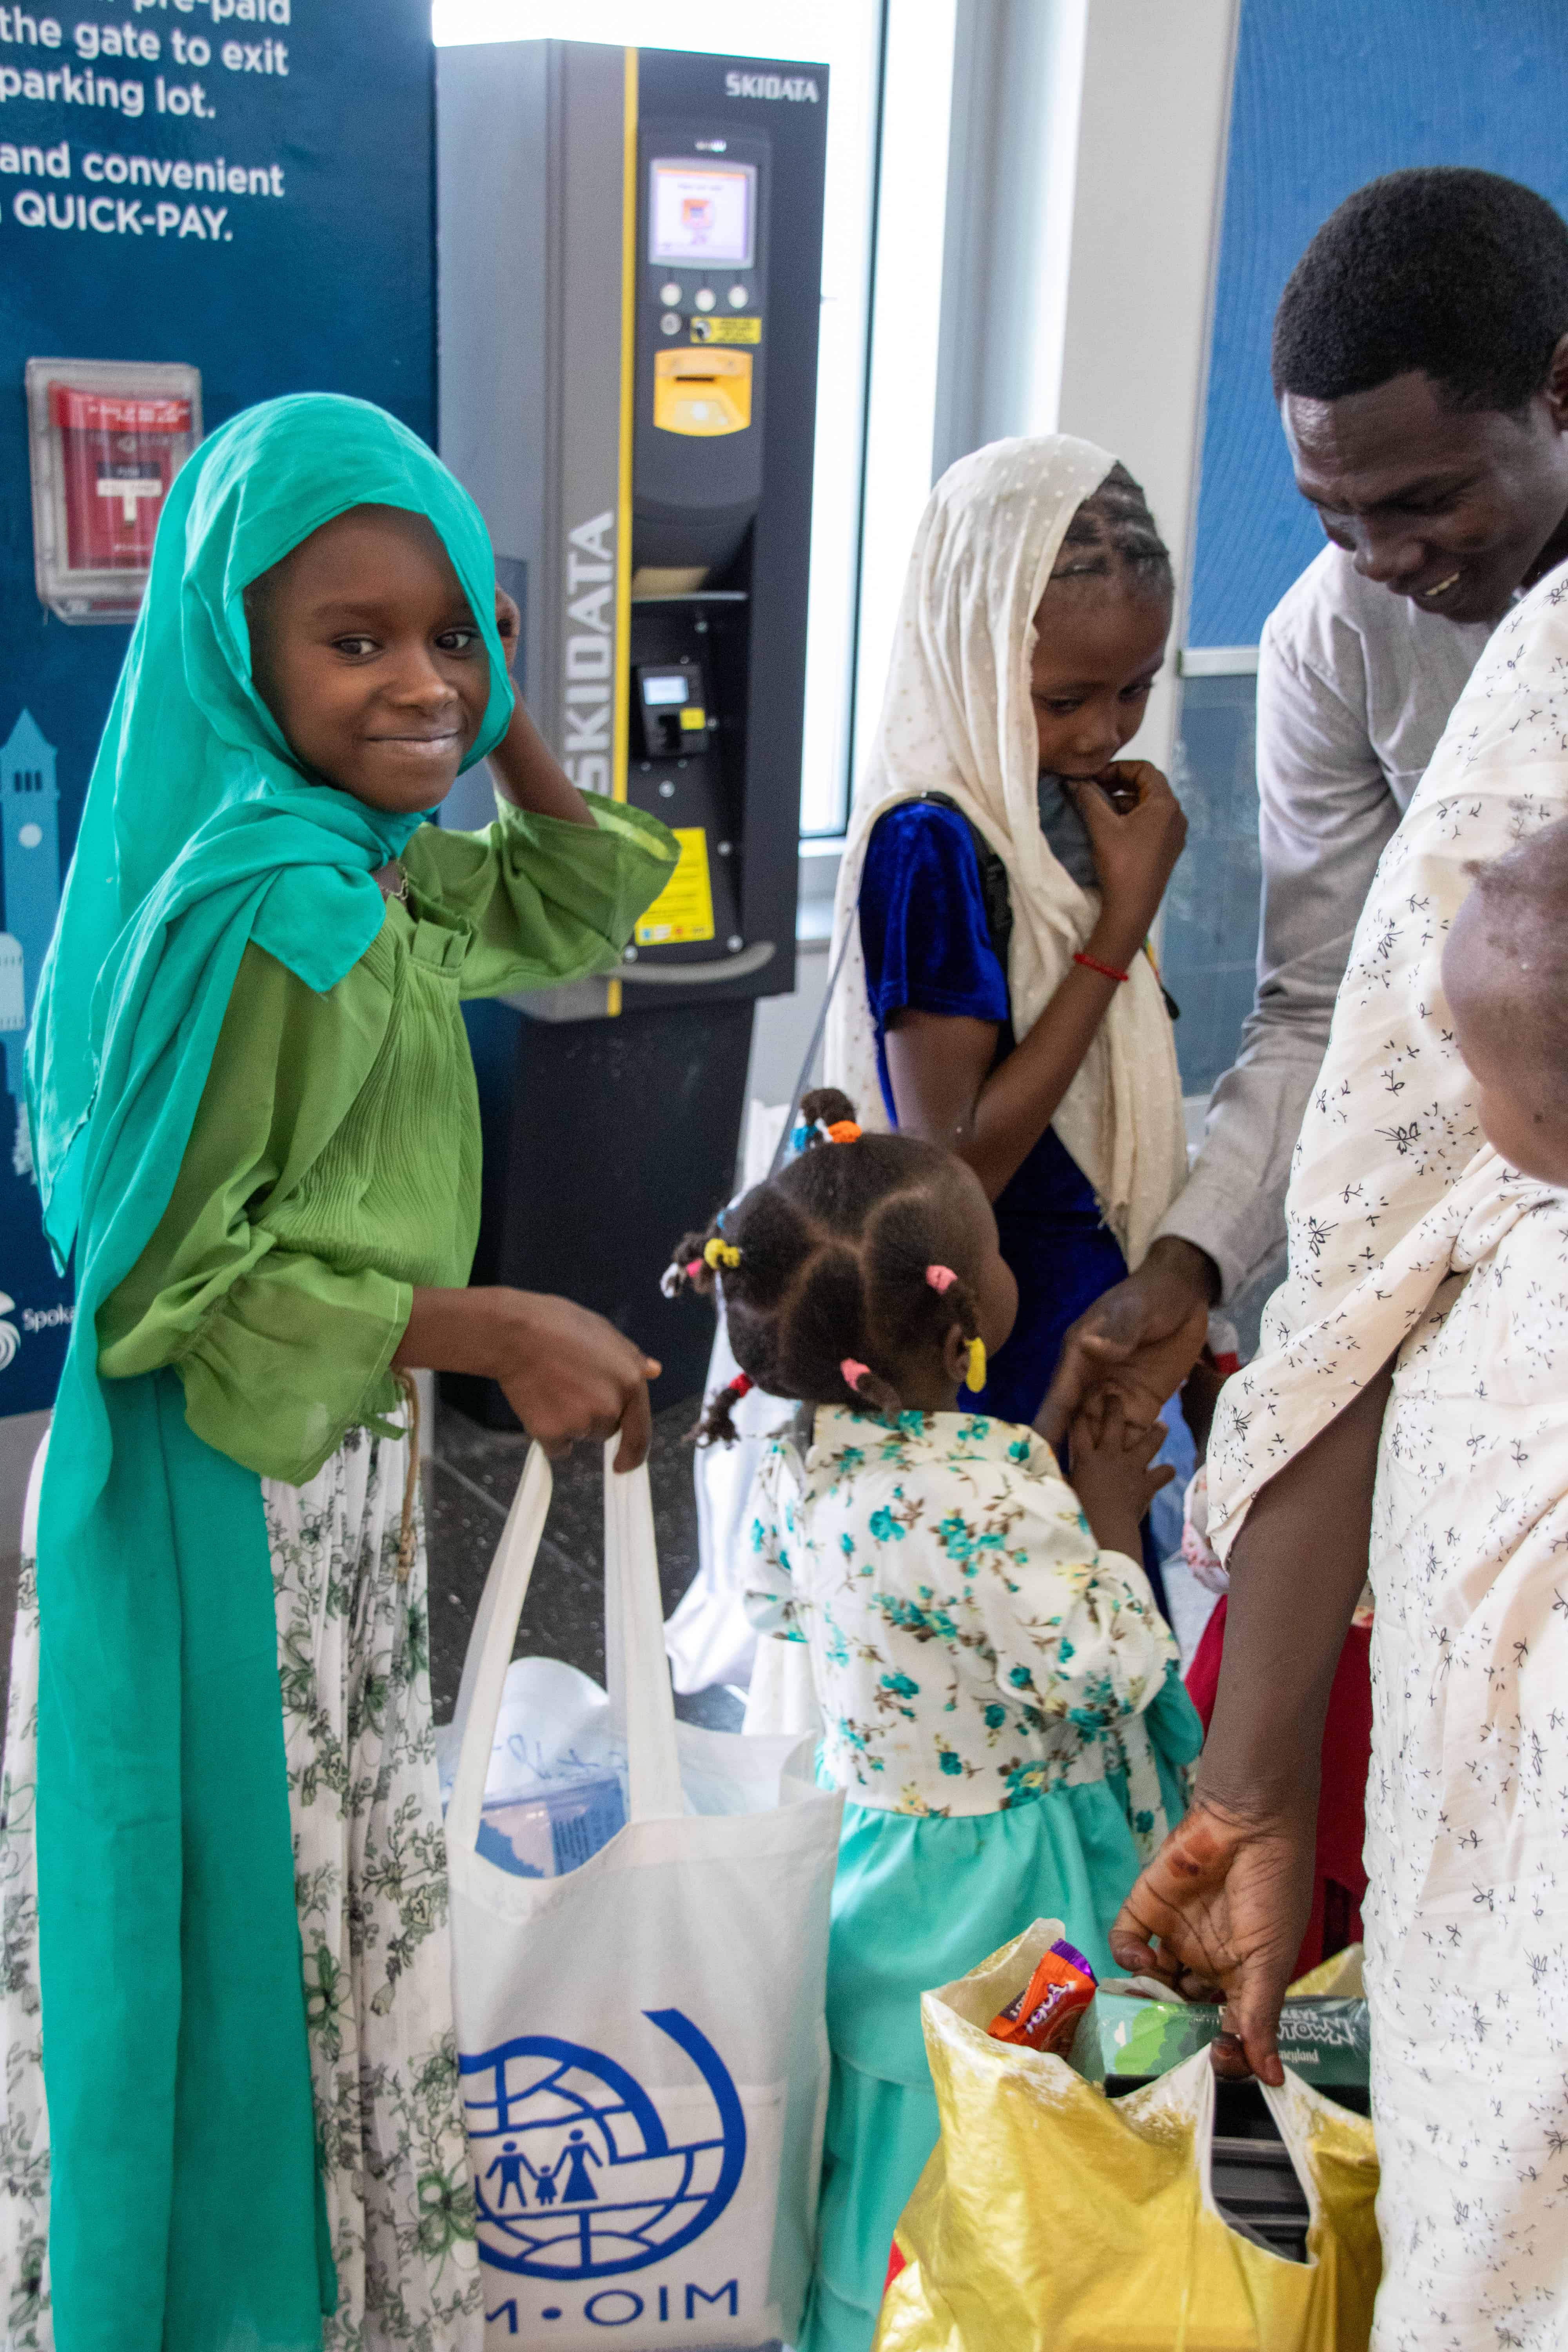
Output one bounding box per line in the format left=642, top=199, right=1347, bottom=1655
left=1109, top=1793, right=1316, bottom=2086
left=1037, top=1236, right=1216, bottom=1446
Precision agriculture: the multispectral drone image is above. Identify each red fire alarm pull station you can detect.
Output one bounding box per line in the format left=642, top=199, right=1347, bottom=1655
left=26, top=358, right=202, bottom=624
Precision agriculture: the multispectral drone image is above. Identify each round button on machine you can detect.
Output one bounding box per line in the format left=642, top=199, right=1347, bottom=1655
left=660, top=311, right=681, bottom=336
left=659, top=281, right=681, bottom=307
left=728, top=284, right=749, bottom=308
left=694, top=287, right=717, bottom=312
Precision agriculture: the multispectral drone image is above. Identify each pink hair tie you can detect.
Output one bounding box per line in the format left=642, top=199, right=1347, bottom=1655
left=686, top=1259, right=703, bottom=1279
left=730, top=1373, right=754, bottom=1400
left=840, top=1359, right=871, bottom=1394
left=925, top=1265, right=958, bottom=1293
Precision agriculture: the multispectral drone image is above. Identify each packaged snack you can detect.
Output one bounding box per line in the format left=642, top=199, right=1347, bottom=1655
left=1091, top=1983, right=1370, bottom=2095
left=987, top=1937, right=1097, bottom=2055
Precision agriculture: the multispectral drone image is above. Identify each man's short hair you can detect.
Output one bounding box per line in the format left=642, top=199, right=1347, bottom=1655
left=1272, top=167, right=1568, bottom=414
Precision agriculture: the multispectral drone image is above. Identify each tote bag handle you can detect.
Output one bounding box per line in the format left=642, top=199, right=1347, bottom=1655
left=448, top=1441, right=684, bottom=1856
left=603, top=1440, right=685, bottom=1823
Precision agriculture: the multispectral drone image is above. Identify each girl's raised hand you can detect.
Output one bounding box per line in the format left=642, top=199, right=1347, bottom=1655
left=1067, top=1390, right=1174, bottom=1558
left=1068, top=761, right=1187, bottom=957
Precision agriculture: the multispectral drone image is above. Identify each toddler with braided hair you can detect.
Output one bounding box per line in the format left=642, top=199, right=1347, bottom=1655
left=664, top=1091, right=1201, bottom=2352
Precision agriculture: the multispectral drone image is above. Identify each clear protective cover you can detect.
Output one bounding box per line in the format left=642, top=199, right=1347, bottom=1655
left=26, top=356, right=203, bottom=624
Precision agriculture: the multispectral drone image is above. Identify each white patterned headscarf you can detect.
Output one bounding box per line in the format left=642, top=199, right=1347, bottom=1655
left=824, top=434, right=1187, bottom=1267
left=1207, top=561, right=1568, bottom=1555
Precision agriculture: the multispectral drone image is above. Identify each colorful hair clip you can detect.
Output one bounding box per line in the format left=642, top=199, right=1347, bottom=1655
left=823, top=1119, right=862, bottom=1144
left=704, top=1237, right=742, bottom=1271
left=840, top=1359, right=871, bottom=1396
left=728, top=1372, right=754, bottom=1401
left=964, top=1336, right=987, bottom=1394
left=926, top=1265, right=958, bottom=1293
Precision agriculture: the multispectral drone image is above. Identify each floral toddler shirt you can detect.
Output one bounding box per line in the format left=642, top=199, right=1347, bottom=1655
left=746, top=1405, right=1181, bottom=1835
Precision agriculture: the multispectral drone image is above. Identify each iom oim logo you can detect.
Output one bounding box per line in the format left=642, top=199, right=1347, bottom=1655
left=460, top=2007, right=745, bottom=2284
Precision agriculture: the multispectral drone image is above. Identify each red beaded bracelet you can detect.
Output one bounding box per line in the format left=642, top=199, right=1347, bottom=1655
left=1073, top=949, right=1130, bottom=984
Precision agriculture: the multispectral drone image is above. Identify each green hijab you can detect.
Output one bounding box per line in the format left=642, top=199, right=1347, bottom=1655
left=25, top=394, right=512, bottom=2351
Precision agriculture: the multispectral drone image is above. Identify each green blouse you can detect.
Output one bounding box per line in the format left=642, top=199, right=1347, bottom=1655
left=98, top=791, right=676, bottom=1485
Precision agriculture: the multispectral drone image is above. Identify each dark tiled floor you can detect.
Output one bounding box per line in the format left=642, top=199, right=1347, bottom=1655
left=424, top=1393, right=742, bottom=1730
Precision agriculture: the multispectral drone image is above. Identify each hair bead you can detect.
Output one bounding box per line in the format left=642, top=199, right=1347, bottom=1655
left=840, top=1359, right=871, bottom=1396
left=792, top=1114, right=864, bottom=1154
left=704, top=1236, right=742, bottom=1271
left=926, top=1265, right=957, bottom=1293
left=965, top=1336, right=987, bottom=1394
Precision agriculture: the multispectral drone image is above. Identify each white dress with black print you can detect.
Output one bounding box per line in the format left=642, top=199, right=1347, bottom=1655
left=0, top=1423, right=484, bottom=2352
left=1208, top=564, right=1568, bottom=2350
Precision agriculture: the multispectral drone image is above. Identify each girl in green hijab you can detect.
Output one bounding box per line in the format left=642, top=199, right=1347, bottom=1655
left=2, top=394, right=676, bottom=2351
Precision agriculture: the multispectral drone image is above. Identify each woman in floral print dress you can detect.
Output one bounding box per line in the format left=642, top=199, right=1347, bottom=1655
left=666, top=1095, right=1201, bottom=2352
left=1113, top=565, right=1568, bottom=2348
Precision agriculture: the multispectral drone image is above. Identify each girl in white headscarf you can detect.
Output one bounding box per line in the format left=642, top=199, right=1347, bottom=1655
left=825, top=436, right=1195, bottom=1453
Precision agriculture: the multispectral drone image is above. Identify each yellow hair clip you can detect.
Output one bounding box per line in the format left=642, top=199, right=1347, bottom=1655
left=964, top=1336, right=987, bottom=1394
left=704, top=1236, right=742, bottom=1271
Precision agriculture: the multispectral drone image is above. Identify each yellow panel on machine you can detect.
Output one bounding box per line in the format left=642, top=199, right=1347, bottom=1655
left=634, top=826, right=716, bottom=945
left=653, top=348, right=752, bottom=436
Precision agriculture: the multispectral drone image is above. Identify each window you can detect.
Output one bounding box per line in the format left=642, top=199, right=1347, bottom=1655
left=432, top=0, right=886, bottom=838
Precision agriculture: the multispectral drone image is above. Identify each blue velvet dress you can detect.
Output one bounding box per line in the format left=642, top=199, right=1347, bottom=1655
left=858, top=799, right=1131, bottom=1424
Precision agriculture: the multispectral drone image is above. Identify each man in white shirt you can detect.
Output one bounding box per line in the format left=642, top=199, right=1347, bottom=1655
left=1045, top=166, right=1568, bottom=1426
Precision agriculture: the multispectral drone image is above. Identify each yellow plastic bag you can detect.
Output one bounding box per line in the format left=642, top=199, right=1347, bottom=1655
left=874, top=1921, right=1380, bottom=2352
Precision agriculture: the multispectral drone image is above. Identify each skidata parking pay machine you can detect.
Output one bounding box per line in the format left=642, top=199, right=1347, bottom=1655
left=438, top=44, right=827, bottom=1401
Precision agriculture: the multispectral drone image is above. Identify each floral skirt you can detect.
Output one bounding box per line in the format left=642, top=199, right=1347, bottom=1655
left=0, top=1421, right=484, bottom=2351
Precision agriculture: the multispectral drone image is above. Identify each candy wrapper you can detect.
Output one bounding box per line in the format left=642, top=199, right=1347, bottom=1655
left=986, top=1936, right=1096, bottom=2055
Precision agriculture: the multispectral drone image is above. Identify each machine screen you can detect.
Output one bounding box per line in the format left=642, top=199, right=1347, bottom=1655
left=642, top=673, right=690, bottom=705
left=649, top=160, right=754, bottom=268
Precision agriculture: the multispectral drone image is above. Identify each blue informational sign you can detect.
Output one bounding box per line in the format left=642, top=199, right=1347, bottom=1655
left=0, top=0, right=436, bottom=1417
left=1188, top=0, right=1568, bottom=650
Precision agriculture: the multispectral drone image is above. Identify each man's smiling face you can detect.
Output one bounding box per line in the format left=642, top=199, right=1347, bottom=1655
left=1282, top=364, right=1568, bottom=628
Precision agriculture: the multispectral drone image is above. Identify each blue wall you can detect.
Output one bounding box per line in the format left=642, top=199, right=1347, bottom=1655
left=0, top=0, right=436, bottom=1419
left=1188, top=0, right=1568, bottom=648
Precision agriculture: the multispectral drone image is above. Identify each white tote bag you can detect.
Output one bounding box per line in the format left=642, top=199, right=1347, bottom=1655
left=447, top=1440, right=843, bottom=2351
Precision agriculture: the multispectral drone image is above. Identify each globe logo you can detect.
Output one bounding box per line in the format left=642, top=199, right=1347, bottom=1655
left=461, top=2007, right=746, bottom=2280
